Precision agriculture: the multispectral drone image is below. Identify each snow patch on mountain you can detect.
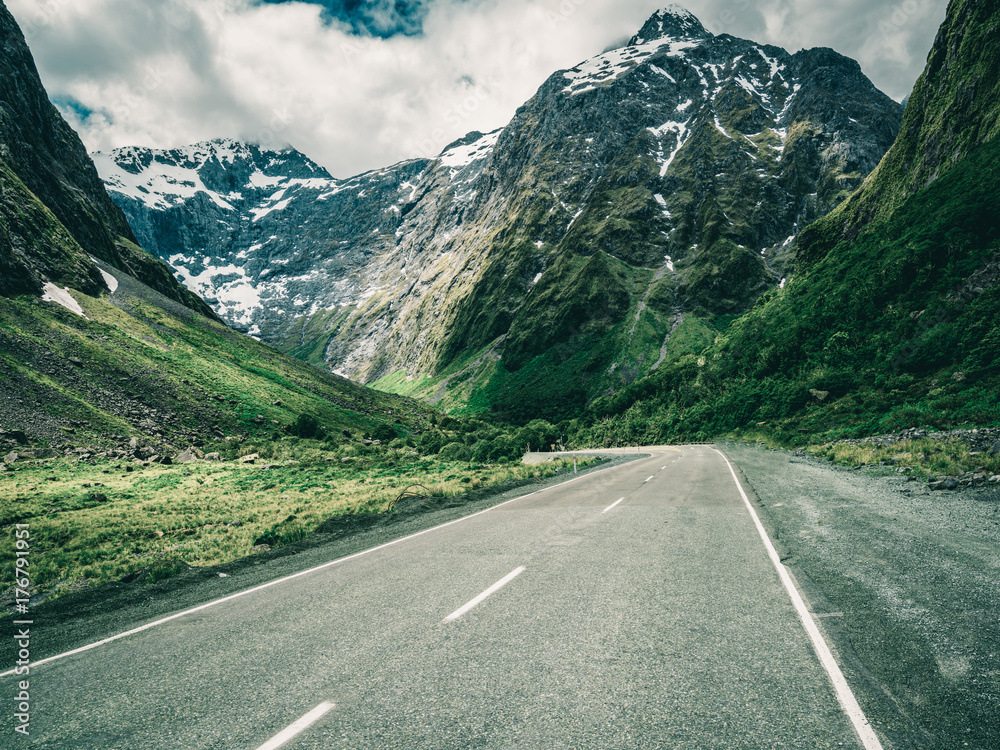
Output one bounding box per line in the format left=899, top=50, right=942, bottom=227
left=94, top=141, right=340, bottom=219
left=41, top=283, right=87, bottom=318
left=649, top=121, right=690, bottom=176
left=97, top=133, right=498, bottom=339
left=251, top=197, right=294, bottom=223
left=93, top=152, right=234, bottom=211
left=439, top=130, right=501, bottom=172
left=99, top=269, right=119, bottom=293
left=714, top=116, right=732, bottom=139
left=562, top=37, right=704, bottom=96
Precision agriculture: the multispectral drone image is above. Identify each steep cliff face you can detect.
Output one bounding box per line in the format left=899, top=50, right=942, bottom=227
left=0, top=2, right=121, bottom=297
left=0, top=1, right=213, bottom=315
left=98, top=6, right=903, bottom=418
left=797, top=0, right=1000, bottom=264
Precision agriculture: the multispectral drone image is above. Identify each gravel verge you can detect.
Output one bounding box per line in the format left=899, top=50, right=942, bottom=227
left=721, top=441, right=1000, bottom=750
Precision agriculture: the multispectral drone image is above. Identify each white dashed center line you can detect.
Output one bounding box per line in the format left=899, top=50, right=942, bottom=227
left=644, top=476, right=654, bottom=483
left=602, top=497, right=626, bottom=514
left=256, top=702, right=335, bottom=750
left=444, top=567, right=526, bottom=623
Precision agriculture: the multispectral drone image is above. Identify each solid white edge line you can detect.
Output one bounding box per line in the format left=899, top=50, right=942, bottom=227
left=443, top=566, right=526, bottom=623
left=711, top=447, right=884, bottom=750
left=602, top=497, right=626, bottom=514
left=1, top=453, right=648, bottom=677
left=256, top=701, right=335, bottom=750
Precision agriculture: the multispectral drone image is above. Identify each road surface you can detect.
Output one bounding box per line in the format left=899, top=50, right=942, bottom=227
left=5, top=446, right=878, bottom=748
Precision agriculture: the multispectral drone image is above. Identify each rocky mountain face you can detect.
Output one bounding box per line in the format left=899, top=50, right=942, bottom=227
left=0, top=2, right=213, bottom=315
left=579, top=0, right=1000, bottom=452
left=98, top=6, right=903, bottom=419
left=92, top=136, right=489, bottom=342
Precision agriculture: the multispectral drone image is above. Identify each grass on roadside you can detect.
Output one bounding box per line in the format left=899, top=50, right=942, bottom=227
left=1, top=444, right=593, bottom=604
left=806, top=437, right=1000, bottom=478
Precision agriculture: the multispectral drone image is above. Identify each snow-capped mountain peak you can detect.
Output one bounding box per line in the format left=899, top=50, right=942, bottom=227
left=629, top=5, right=710, bottom=46
left=95, top=131, right=500, bottom=337
left=562, top=6, right=713, bottom=96
left=93, top=139, right=333, bottom=212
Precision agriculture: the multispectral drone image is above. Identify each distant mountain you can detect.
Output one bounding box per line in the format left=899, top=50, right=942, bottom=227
left=97, top=6, right=902, bottom=420
left=92, top=135, right=493, bottom=344
left=580, top=0, right=1000, bottom=447
left=0, top=3, right=432, bottom=453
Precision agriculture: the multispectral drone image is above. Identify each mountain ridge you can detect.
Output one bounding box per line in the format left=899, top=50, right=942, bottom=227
left=95, top=6, right=903, bottom=419
left=628, top=4, right=710, bottom=44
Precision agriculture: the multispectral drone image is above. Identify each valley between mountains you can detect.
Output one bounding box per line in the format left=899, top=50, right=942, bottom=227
left=1, top=0, right=999, bottom=746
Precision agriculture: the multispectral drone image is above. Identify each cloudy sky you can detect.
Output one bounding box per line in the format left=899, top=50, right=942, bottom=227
left=8, top=0, right=947, bottom=178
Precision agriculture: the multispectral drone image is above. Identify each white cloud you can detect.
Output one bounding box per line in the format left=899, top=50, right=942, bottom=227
left=7, top=0, right=947, bottom=178
left=753, top=0, right=947, bottom=99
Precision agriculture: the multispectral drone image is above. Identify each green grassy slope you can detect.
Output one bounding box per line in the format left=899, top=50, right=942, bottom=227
left=0, top=263, right=435, bottom=453
left=0, top=0, right=427, bottom=452
left=0, top=158, right=105, bottom=297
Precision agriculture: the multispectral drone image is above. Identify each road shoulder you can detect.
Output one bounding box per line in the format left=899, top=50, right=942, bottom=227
left=720, top=441, right=1000, bottom=750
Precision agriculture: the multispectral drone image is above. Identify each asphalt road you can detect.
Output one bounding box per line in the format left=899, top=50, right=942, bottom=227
left=6, top=446, right=875, bottom=749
